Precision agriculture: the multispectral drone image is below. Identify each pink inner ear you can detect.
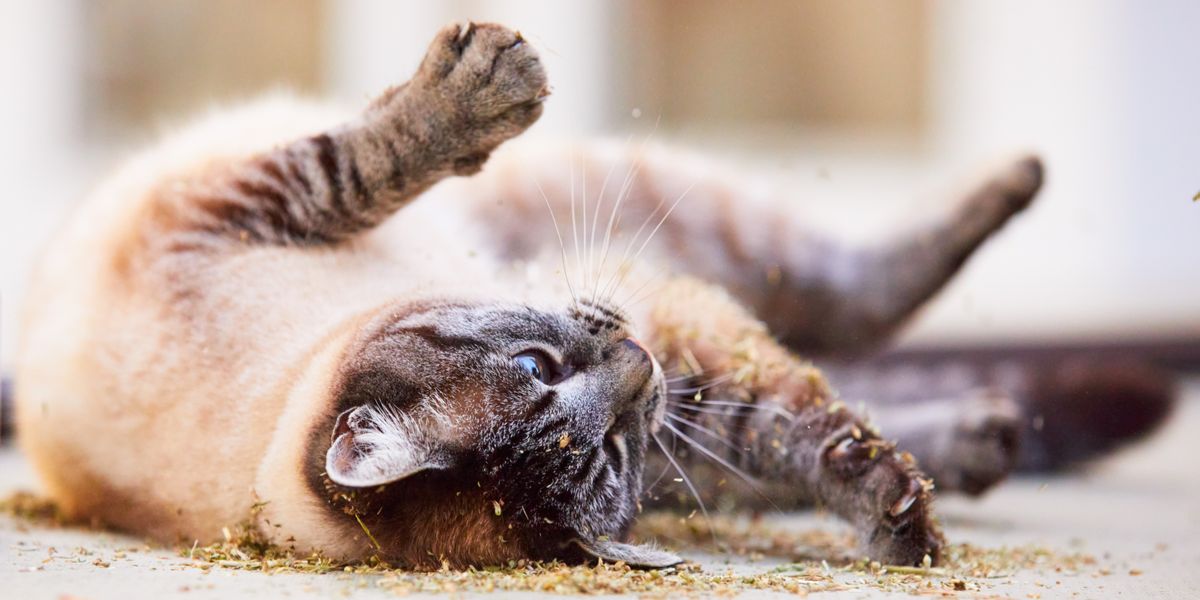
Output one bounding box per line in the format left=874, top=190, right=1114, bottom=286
left=323, top=404, right=440, bottom=488
left=331, top=407, right=356, bottom=443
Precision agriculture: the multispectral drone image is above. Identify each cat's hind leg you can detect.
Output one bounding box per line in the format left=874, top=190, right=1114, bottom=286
left=467, top=145, right=1041, bottom=357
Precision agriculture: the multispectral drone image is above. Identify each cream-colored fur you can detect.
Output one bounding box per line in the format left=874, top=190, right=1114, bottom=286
left=15, top=97, right=534, bottom=549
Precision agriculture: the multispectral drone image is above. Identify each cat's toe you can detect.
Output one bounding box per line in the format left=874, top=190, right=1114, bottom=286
left=864, top=463, right=944, bottom=567
left=427, top=22, right=547, bottom=121
left=412, top=22, right=547, bottom=156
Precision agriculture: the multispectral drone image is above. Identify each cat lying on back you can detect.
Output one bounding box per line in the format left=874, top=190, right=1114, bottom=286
left=17, top=23, right=1061, bottom=568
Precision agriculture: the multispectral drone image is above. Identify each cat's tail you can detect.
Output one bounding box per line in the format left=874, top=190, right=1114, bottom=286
left=1, top=376, right=12, bottom=445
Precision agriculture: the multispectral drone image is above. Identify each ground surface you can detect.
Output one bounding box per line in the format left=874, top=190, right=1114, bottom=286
left=3, top=381, right=1198, bottom=599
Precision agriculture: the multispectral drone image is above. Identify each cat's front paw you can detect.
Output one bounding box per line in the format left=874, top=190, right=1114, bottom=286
left=823, top=432, right=944, bottom=566
left=865, top=473, right=944, bottom=568
left=414, top=22, right=548, bottom=170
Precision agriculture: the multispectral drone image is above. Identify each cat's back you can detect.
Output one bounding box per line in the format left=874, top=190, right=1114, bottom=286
left=14, top=96, right=367, bottom=536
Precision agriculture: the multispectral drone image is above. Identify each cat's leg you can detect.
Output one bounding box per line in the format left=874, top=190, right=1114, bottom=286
left=858, top=392, right=1021, bottom=496
left=473, top=147, right=1041, bottom=357
left=157, top=23, right=546, bottom=249
left=640, top=277, right=943, bottom=566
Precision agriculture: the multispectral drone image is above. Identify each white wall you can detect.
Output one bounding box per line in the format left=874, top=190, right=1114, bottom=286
left=325, top=0, right=617, bottom=137
left=3, top=1, right=1198, bottom=372
left=901, top=0, right=1200, bottom=345
left=0, top=3, right=86, bottom=370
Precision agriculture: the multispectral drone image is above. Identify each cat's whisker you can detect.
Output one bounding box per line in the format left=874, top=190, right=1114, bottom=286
left=667, top=398, right=791, bottom=423
left=592, top=124, right=657, bottom=307
left=593, top=157, right=641, bottom=306
left=662, top=420, right=782, bottom=513
left=533, top=177, right=579, bottom=309
left=579, top=158, right=589, bottom=293
left=569, top=150, right=584, bottom=297
left=604, top=182, right=697, bottom=304
left=666, top=412, right=745, bottom=457
left=668, top=402, right=762, bottom=425
left=666, top=372, right=735, bottom=394
left=618, top=271, right=675, bottom=310
left=596, top=190, right=672, bottom=304
left=642, top=431, right=679, bottom=496
left=587, top=135, right=628, bottom=295
left=683, top=398, right=796, bottom=422
left=651, top=432, right=718, bottom=546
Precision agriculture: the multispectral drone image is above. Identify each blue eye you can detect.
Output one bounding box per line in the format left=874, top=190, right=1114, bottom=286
left=514, top=351, right=550, bottom=383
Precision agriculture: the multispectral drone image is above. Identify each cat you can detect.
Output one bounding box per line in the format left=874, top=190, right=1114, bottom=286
left=14, top=22, right=1058, bottom=568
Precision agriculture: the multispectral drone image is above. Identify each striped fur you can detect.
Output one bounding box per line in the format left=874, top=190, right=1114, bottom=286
left=14, top=21, right=1050, bottom=568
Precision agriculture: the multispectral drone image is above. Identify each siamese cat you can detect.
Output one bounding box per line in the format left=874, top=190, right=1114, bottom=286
left=16, top=22, right=1067, bottom=568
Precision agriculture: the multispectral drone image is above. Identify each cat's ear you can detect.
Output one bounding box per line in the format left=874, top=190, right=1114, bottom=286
left=573, top=539, right=682, bottom=569
left=325, top=405, right=447, bottom=488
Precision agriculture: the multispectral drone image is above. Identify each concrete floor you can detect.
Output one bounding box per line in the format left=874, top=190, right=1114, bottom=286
left=3, top=382, right=1198, bottom=599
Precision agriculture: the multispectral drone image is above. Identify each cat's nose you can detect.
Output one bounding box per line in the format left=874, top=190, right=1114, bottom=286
left=621, top=337, right=652, bottom=364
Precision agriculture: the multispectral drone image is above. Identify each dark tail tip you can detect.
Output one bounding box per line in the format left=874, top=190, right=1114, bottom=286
left=1017, top=358, right=1176, bottom=472
left=1, top=376, right=12, bottom=445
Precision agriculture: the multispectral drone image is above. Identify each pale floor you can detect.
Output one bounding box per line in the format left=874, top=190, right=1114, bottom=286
left=2, top=382, right=1198, bottom=599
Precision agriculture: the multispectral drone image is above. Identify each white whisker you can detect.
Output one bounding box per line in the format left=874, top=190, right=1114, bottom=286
left=592, top=124, right=658, bottom=306
left=643, top=432, right=678, bottom=494
left=684, top=399, right=795, bottom=421
left=651, top=433, right=717, bottom=545
left=663, top=420, right=781, bottom=512
left=588, top=137, right=628, bottom=298
left=569, top=150, right=582, bottom=299
left=604, top=182, right=696, bottom=304
left=534, top=177, right=578, bottom=308
left=669, top=402, right=757, bottom=420
left=666, top=372, right=735, bottom=394
left=666, top=412, right=745, bottom=456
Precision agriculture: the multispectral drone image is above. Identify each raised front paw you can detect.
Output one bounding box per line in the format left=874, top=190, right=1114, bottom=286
left=412, top=22, right=548, bottom=167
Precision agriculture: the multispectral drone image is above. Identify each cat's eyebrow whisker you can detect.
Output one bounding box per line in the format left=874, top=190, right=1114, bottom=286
left=592, top=125, right=657, bottom=307
left=593, top=157, right=640, bottom=306
left=618, top=269, right=674, bottom=310
left=588, top=135, right=628, bottom=295
left=534, top=177, right=579, bottom=310
left=652, top=432, right=718, bottom=546
left=596, top=189, right=672, bottom=304
left=603, top=181, right=696, bottom=305
left=663, top=420, right=782, bottom=514
left=579, top=158, right=589, bottom=293
left=569, top=149, right=584, bottom=297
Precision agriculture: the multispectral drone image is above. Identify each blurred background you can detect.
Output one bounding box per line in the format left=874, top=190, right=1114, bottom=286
left=2, top=0, right=1199, bottom=371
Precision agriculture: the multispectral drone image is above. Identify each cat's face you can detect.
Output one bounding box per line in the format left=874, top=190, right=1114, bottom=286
left=315, top=298, right=677, bottom=567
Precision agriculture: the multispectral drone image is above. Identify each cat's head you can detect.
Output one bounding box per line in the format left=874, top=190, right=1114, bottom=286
left=310, top=297, right=678, bottom=568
